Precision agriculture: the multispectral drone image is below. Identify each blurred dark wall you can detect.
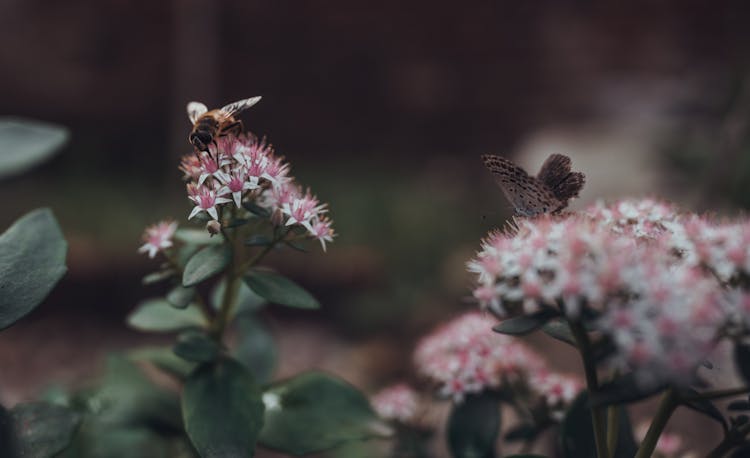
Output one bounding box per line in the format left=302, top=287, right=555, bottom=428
left=2, top=0, right=750, bottom=174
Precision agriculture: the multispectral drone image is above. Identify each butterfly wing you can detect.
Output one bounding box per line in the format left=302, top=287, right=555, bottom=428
left=481, top=154, right=562, bottom=217
left=187, top=101, right=208, bottom=124
left=219, top=96, right=262, bottom=117
left=536, top=153, right=585, bottom=202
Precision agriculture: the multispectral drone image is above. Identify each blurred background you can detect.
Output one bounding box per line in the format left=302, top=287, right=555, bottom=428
left=2, top=0, right=750, bottom=455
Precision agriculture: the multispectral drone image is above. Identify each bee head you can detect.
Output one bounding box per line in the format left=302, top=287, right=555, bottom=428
left=190, top=131, right=213, bottom=152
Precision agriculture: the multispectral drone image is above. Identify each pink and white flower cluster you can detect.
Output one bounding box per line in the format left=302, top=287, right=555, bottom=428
left=528, top=371, right=582, bottom=409
left=467, top=199, right=750, bottom=386
left=180, top=133, right=335, bottom=251
left=371, top=383, right=420, bottom=423
left=413, top=312, right=581, bottom=403
left=138, top=220, right=178, bottom=258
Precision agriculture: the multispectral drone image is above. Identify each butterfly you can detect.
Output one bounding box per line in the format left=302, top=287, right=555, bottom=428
left=481, top=153, right=585, bottom=217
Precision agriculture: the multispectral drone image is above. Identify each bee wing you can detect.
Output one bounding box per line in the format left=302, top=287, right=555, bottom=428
left=187, top=101, right=208, bottom=124
left=220, top=96, right=262, bottom=116
left=481, top=154, right=561, bottom=216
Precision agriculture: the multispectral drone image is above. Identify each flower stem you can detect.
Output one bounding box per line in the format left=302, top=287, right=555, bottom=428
left=684, top=386, right=750, bottom=401
left=569, top=320, right=609, bottom=458
left=212, top=227, right=289, bottom=341
left=706, top=422, right=750, bottom=458
left=606, top=404, right=620, bottom=458
left=634, top=387, right=678, bottom=458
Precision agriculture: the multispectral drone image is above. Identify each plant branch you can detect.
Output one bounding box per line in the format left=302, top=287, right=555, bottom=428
left=634, top=387, right=679, bottom=458
left=569, top=319, right=609, bottom=458
left=706, top=422, right=750, bottom=458
left=683, top=386, right=750, bottom=402
left=606, top=404, right=620, bottom=458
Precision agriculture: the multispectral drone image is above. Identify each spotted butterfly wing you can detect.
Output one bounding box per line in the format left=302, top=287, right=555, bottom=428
left=481, top=154, right=564, bottom=217
left=219, top=96, right=262, bottom=116
left=536, top=153, right=586, bottom=202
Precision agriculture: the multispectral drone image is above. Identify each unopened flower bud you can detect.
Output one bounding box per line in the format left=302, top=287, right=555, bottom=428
left=206, top=220, right=221, bottom=236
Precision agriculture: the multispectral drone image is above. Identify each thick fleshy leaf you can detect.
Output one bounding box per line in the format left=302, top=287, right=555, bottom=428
left=59, top=425, right=172, bottom=458
left=90, top=356, right=183, bottom=430
left=541, top=320, right=577, bottom=347
left=559, top=391, right=636, bottom=458
left=174, top=228, right=223, bottom=245
left=0, top=405, right=14, bottom=457
left=244, top=271, right=319, bottom=309
left=728, top=400, right=750, bottom=411
left=589, top=373, right=666, bottom=407
left=10, top=402, right=81, bottom=458
left=129, top=346, right=196, bottom=379
left=174, top=331, right=221, bottom=363
left=166, top=285, right=196, bottom=309
left=211, top=277, right=267, bottom=316
left=182, top=358, right=265, bottom=458
left=127, top=299, right=207, bottom=332
left=142, top=269, right=176, bottom=285
left=243, top=202, right=271, bottom=218
left=245, top=235, right=273, bottom=246
left=492, top=308, right=559, bottom=335
left=735, top=343, right=750, bottom=386
left=447, top=392, right=500, bottom=458
left=183, top=244, right=231, bottom=287
left=259, top=371, right=385, bottom=455
left=0, top=118, right=68, bottom=179
left=0, top=208, right=67, bottom=329
left=233, top=316, right=277, bottom=384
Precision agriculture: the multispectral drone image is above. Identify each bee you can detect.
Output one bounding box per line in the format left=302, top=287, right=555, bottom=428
left=187, top=96, right=262, bottom=152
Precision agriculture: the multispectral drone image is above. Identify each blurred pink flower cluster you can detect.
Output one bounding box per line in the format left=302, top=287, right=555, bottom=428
left=371, top=383, right=420, bottom=423
left=179, top=133, right=334, bottom=250
left=467, top=198, right=750, bottom=386
left=413, top=312, right=580, bottom=403
left=138, top=220, right=178, bottom=258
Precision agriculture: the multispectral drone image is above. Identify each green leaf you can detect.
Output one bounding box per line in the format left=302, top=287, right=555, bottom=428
left=243, top=202, right=271, bottom=218
left=735, top=343, right=750, bottom=386
left=174, top=331, right=221, bottom=363
left=0, top=118, right=68, bottom=179
left=10, top=402, right=81, bottom=458
left=182, top=358, right=265, bottom=458
left=245, top=235, right=272, bottom=246
left=90, top=355, right=183, bottom=430
left=0, top=405, right=14, bottom=457
left=259, top=371, right=385, bottom=455
left=233, top=317, right=277, bottom=384
left=589, top=374, right=666, bottom=407
left=59, top=424, right=172, bottom=458
left=559, top=391, right=636, bottom=458
left=128, top=346, right=196, bottom=379
left=244, top=271, right=320, bottom=309
left=0, top=208, right=67, bottom=329
left=183, top=244, right=231, bottom=287
left=492, top=308, right=559, bottom=336
left=142, top=269, right=176, bottom=285
left=226, top=218, right=250, bottom=228
left=728, top=400, right=750, bottom=411
left=174, top=228, right=222, bottom=245
left=166, top=285, right=196, bottom=309
left=541, top=319, right=577, bottom=347
left=504, top=455, right=547, bottom=458
left=127, top=299, right=207, bottom=332
left=447, top=392, right=500, bottom=458
left=210, top=277, right=267, bottom=316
